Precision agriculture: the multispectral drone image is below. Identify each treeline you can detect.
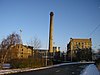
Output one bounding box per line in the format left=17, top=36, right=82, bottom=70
left=0, top=32, right=45, bottom=69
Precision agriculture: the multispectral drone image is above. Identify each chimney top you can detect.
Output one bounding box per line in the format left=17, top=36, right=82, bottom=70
left=50, top=12, right=54, bottom=16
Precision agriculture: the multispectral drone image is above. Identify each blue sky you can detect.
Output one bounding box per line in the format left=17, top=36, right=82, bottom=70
left=0, top=0, right=100, bottom=51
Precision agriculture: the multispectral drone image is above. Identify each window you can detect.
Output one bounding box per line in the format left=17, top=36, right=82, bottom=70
left=18, top=46, right=19, bottom=48
left=76, top=50, right=77, bottom=53
left=73, top=51, right=74, bottom=53
left=21, top=55, right=23, bottom=58
left=79, top=42, right=80, bottom=45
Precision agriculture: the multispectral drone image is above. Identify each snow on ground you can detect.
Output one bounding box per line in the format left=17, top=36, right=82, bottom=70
left=80, top=64, right=100, bottom=75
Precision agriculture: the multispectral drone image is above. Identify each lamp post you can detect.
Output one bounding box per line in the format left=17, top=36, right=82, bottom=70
left=45, top=50, right=48, bottom=66
left=20, top=29, right=23, bottom=44
left=71, top=49, right=72, bottom=62
left=71, top=42, right=74, bottom=62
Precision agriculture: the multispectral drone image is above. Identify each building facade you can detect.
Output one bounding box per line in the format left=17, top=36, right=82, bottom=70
left=67, top=38, right=92, bottom=61
left=10, top=44, right=33, bottom=59
left=67, top=38, right=92, bottom=51
left=53, top=46, right=60, bottom=52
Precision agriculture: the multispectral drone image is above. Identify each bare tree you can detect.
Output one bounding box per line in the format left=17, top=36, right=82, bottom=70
left=27, top=36, right=41, bottom=49
left=0, top=32, right=21, bottom=69
left=27, top=36, right=42, bottom=65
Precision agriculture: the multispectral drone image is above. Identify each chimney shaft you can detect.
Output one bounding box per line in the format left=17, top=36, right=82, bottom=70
left=49, top=12, right=54, bottom=53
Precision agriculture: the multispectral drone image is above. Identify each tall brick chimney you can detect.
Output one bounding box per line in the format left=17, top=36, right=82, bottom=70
left=49, top=12, right=54, bottom=53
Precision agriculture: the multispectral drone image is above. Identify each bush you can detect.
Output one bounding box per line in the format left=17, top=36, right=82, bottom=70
left=95, top=58, right=100, bottom=70
left=10, top=58, right=45, bottom=69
